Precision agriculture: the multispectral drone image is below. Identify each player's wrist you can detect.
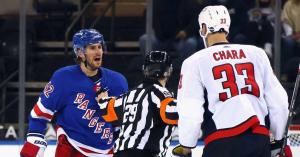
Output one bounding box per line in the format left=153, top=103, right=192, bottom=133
left=26, top=133, right=47, bottom=148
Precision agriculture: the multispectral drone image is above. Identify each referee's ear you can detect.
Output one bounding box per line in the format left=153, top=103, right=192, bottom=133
left=160, top=98, right=178, bottom=125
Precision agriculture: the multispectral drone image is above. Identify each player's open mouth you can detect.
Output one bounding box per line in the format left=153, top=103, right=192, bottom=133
left=94, top=57, right=101, bottom=61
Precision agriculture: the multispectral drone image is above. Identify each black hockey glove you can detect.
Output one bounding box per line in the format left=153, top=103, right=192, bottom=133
left=96, top=87, right=109, bottom=96
left=172, top=145, right=192, bottom=157
left=270, top=139, right=292, bottom=157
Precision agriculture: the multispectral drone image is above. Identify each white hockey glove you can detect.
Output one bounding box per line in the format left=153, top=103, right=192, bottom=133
left=171, top=145, right=192, bottom=157
left=20, top=133, right=47, bottom=157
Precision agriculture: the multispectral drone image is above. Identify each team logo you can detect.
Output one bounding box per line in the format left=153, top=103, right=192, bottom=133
left=163, top=91, right=173, bottom=98
left=208, top=27, right=215, bottom=32
left=93, top=82, right=101, bottom=93
left=74, top=93, right=86, bottom=104
left=43, top=82, right=54, bottom=98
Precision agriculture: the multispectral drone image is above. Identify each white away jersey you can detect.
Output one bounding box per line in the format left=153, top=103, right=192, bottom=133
left=177, top=43, right=289, bottom=147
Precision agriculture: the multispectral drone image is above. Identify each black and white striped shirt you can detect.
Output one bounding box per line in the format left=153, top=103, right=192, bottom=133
left=99, top=79, right=178, bottom=157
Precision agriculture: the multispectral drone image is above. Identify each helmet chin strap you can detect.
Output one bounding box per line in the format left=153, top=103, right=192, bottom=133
left=202, top=36, right=208, bottom=48
left=200, top=25, right=209, bottom=48
left=84, top=59, right=88, bottom=69
left=82, top=53, right=89, bottom=69
left=83, top=54, right=97, bottom=72
left=76, top=48, right=88, bottom=68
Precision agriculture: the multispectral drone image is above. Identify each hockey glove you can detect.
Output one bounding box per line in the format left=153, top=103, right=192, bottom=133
left=96, top=87, right=109, bottom=102
left=270, top=139, right=292, bottom=157
left=20, top=134, right=47, bottom=157
left=172, top=145, right=192, bottom=157
left=96, top=87, right=109, bottom=96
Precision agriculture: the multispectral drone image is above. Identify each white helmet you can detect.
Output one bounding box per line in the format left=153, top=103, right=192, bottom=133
left=198, top=5, right=231, bottom=38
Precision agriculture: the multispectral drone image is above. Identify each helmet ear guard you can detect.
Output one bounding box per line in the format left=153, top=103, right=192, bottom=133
left=142, top=51, right=173, bottom=79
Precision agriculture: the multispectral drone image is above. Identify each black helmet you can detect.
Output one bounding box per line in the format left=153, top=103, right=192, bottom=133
left=142, top=51, right=173, bottom=79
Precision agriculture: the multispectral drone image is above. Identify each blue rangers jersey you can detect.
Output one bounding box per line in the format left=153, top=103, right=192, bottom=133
left=28, top=65, right=128, bottom=156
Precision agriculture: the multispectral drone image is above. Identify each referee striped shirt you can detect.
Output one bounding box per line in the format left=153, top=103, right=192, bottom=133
left=99, top=79, right=178, bottom=157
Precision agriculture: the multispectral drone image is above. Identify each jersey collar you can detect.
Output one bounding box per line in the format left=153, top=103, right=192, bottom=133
left=143, top=78, right=162, bottom=87
left=211, top=42, right=229, bottom=46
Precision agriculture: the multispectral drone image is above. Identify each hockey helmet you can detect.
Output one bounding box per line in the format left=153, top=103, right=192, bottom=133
left=72, top=29, right=106, bottom=56
left=198, top=5, right=231, bottom=38
left=143, top=51, right=173, bottom=79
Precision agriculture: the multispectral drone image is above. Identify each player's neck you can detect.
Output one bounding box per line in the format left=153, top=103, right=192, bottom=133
left=158, top=78, right=167, bottom=87
left=207, top=33, right=228, bottom=47
left=80, top=63, right=98, bottom=77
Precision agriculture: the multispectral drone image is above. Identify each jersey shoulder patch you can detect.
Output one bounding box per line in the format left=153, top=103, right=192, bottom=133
left=43, top=82, right=54, bottom=98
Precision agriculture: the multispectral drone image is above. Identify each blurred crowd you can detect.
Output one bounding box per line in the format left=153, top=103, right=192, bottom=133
left=139, top=0, right=300, bottom=82
left=0, top=0, right=299, bottom=82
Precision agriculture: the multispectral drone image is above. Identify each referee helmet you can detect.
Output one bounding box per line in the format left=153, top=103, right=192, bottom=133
left=143, top=51, right=173, bottom=79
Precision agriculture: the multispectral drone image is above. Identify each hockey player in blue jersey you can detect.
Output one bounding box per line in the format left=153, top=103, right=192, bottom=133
left=20, top=29, right=128, bottom=157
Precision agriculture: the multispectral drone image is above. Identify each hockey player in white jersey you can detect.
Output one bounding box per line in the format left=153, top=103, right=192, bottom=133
left=172, top=5, right=292, bottom=157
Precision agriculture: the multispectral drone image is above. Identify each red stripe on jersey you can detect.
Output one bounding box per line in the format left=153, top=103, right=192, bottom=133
left=79, top=147, right=99, bottom=154
left=33, top=104, right=53, bottom=120
left=204, top=116, right=268, bottom=145
left=252, top=125, right=269, bottom=136
left=79, top=146, right=113, bottom=154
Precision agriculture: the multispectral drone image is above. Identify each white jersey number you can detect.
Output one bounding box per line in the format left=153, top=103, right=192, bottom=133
left=123, top=104, right=138, bottom=123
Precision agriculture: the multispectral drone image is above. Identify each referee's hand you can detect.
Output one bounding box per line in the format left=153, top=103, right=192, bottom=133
left=172, top=145, right=192, bottom=157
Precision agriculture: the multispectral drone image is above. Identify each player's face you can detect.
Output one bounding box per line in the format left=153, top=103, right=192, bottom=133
left=84, top=43, right=103, bottom=70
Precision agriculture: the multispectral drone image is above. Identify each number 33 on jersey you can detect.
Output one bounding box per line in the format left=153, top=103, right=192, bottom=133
left=179, top=44, right=265, bottom=103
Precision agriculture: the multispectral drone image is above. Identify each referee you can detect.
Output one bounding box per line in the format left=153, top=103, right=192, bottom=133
left=97, top=51, right=178, bottom=157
